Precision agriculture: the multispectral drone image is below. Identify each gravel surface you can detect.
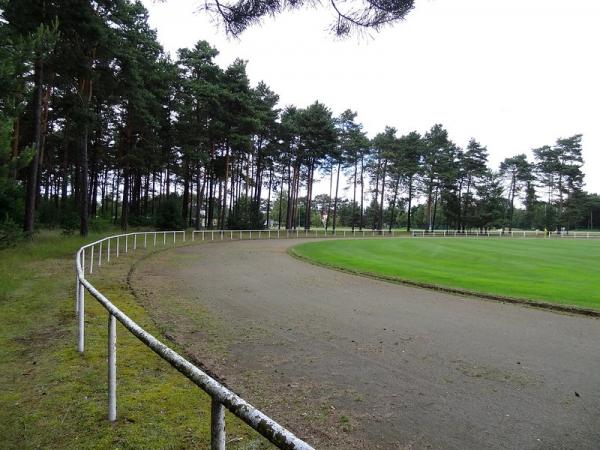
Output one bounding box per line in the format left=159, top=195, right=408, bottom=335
left=131, top=238, right=600, bottom=449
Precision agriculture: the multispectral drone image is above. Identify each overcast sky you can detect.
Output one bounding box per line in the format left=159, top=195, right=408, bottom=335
left=142, top=0, right=599, bottom=194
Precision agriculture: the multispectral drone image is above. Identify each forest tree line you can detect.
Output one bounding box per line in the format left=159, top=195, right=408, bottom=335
left=1, top=0, right=599, bottom=245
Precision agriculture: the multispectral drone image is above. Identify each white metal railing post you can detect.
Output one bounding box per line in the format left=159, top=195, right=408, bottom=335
left=239, top=230, right=242, bottom=240
left=125, top=235, right=128, bottom=253
left=212, top=231, right=214, bottom=241
left=211, top=398, right=226, bottom=450
left=173, top=231, right=176, bottom=243
left=183, top=231, right=186, bottom=242
left=134, top=234, right=137, bottom=250
left=99, top=242, right=102, bottom=266
left=163, top=232, right=166, bottom=245
left=192, top=231, right=195, bottom=241
left=107, top=238, right=111, bottom=262
left=108, top=312, right=117, bottom=421
left=75, top=275, right=80, bottom=314
left=250, top=230, right=252, bottom=239
left=78, top=280, right=85, bottom=353
left=144, top=233, right=147, bottom=248
left=153, top=232, right=157, bottom=246
left=90, top=246, right=94, bottom=274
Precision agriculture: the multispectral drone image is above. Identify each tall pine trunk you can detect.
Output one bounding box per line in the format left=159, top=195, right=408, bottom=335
left=406, top=176, right=413, bottom=232
left=431, top=185, right=439, bottom=231
left=389, top=174, right=400, bottom=232
left=120, top=116, right=132, bottom=231
left=220, top=145, right=230, bottom=229
left=360, top=156, right=364, bottom=230
left=352, top=159, right=358, bottom=231
left=24, top=58, right=44, bottom=235
left=278, top=169, right=285, bottom=229
left=304, top=161, right=314, bottom=230
left=265, top=169, right=273, bottom=228
left=378, top=159, right=387, bottom=230
left=325, top=164, right=334, bottom=230
left=332, top=160, right=341, bottom=232
left=80, top=123, right=90, bottom=236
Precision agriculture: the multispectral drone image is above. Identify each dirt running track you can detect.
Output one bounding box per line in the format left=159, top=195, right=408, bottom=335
left=131, top=239, right=600, bottom=449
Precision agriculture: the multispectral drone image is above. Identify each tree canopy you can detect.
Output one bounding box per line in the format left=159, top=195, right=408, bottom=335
left=0, top=0, right=597, bottom=246
left=203, top=0, right=415, bottom=37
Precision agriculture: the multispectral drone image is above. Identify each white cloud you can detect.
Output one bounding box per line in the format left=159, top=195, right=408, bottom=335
left=142, top=0, right=600, bottom=194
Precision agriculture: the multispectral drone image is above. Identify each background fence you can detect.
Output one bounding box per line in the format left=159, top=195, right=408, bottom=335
left=192, top=228, right=403, bottom=241
left=411, top=229, right=600, bottom=238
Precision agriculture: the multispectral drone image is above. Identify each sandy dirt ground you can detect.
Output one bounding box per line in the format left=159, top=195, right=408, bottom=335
left=130, top=238, right=600, bottom=449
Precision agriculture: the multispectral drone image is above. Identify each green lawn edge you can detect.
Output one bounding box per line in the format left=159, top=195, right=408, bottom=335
left=288, top=240, right=600, bottom=317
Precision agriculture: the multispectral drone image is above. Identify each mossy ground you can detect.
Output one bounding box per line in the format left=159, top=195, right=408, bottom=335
left=0, top=230, right=268, bottom=449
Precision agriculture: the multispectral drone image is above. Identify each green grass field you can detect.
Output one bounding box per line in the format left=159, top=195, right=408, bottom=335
left=291, top=238, right=600, bottom=310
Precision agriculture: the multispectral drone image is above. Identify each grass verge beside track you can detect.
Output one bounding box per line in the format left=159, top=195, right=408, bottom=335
left=0, top=231, right=266, bottom=449
left=291, top=238, right=600, bottom=312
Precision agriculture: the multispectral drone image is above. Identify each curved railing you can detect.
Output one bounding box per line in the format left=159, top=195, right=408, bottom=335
left=192, top=228, right=401, bottom=241
left=75, top=231, right=313, bottom=450
left=411, top=229, right=600, bottom=238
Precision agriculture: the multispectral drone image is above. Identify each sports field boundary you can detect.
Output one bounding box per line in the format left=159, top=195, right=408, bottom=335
left=288, top=245, right=600, bottom=318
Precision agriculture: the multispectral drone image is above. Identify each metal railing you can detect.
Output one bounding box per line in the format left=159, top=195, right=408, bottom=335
left=191, top=228, right=402, bottom=241
left=411, top=229, right=600, bottom=238
left=75, top=230, right=313, bottom=450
